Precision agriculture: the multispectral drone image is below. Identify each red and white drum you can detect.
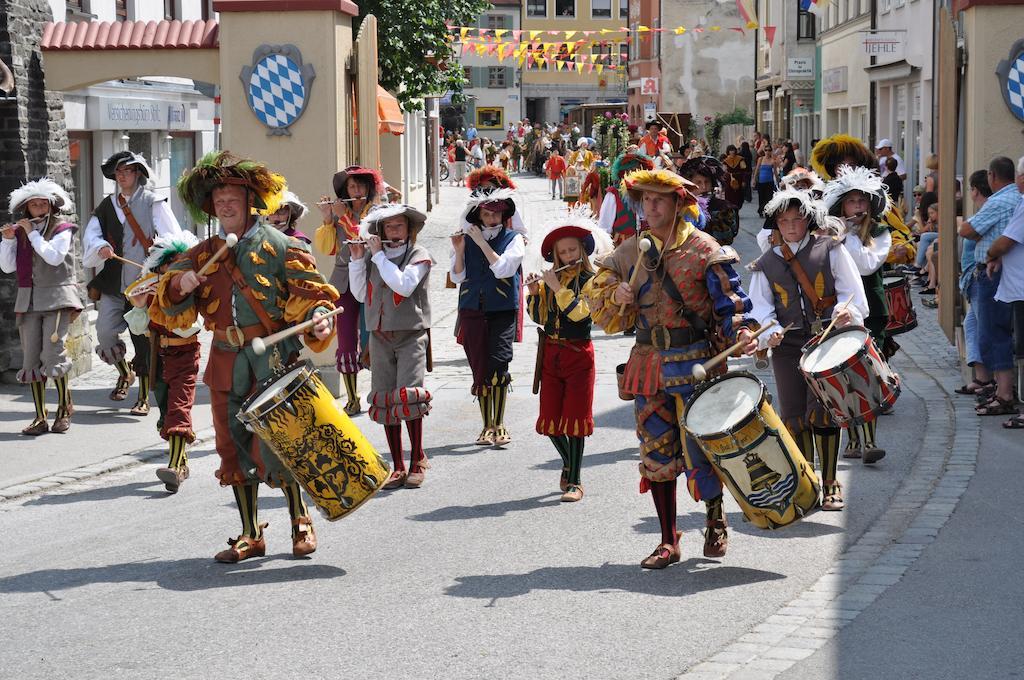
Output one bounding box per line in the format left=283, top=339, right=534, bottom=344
left=799, top=326, right=901, bottom=427
left=883, top=275, right=917, bottom=336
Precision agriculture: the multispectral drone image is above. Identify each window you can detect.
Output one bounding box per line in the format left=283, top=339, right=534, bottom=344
left=527, top=0, right=547, bottom=17
left=620, top=0, right=628, bottom=19
left=894, top=0, right=905, bottom=7
left=880, top=0, right=891, bottom=12
left=463, top=67, right=473, bottom=87
left=592, top=0, right=611, bottom=18
left=477, top=107, right=504, bottom=129
left=797, top=2, right=816, bottom=39
left=488, top=67, right=508, bottom=88
left=555, top=0, right=575, bottom=18
left=484, top=14, right=510, bottom=29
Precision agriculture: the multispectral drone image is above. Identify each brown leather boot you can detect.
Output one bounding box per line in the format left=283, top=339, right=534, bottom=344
left=703, top=519, right=729, bottom=558
left=22, top=418, right=49, bottom=436
left=156, top=465, right=190, bottom=494
left=291, top=516, right=317, bottom=557
left=215, top=523, right=268, bottom=563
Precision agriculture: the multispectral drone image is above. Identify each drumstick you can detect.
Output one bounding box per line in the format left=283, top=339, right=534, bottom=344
left=818, top=295, right=855, bottom=342
left=109, top=253, right=144, bottom=269
left=618, top=237, right=652, bottom=316
left=50, top=310, right=61, bottom=343
left=251, top=305, right=345, bottom=355
left=691, top=323, right=792, bottom=381
left=196, top=233, right=239, bottom=277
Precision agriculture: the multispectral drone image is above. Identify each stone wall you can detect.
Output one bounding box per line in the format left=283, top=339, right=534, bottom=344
left=0, top=0, right=91, bottom=382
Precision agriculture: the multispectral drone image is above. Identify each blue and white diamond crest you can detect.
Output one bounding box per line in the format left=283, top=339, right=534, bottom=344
left=240, top=45, right=316, bottom=136
left=996, top=40, right=1024, bottom=124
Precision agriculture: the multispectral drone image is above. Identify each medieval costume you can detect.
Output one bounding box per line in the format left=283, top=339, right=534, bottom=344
left=567, top=139, right=595, bottom=173
left=757, top=167, right=828, bottom=253
left=748, top=188, right=869, bottom=511
left=583, top=169, right=757, bottom=567
left=597, top=151, right=654, bottom=245
left=151, top=151, right=338, bottom=562
left=349, top=204, right=433, bottom=490
left=527, top=207, right=612, bottom=502
left=268, top=190, right=311, bottom=244
left=83, top=151, right=183, bottom=414
left=125, top=233, right=202, bottom=492
left=680, top=155, right=740, bottom=246
left=722, top=145, right=749, bottom=208
left=638, top=121, right=672, bottom=168
left=464, top=166, right=528, bottom=237
left=451, top=188, right=524, bottom=447
left=314, top=165, right=384, bottom=415
left=1, top=179, right=82, bottom=435
left=822, top=165, right=893, bottom=464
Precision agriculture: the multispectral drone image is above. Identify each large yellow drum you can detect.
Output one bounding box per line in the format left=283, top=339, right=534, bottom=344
left=238, top=361, right=389, bottom=521
left=683, top=372, right=820, bottom=530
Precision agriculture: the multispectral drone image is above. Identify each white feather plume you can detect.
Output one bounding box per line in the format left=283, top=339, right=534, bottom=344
left=821, top=164, right=889, bottom=215
left=7, top=178, right=72, bottom=215
left=141, top=232, right=200, bottom=275
left=763, top=187, right=828, bottom=226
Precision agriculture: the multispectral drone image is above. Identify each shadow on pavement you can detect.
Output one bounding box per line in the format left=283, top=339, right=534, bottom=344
left=0, top=557, right=345, bottom=595
left=633, top=511, right=844, bottom=538
left=445, top=558, right=786, bottom=604
left=22, top=464, right=214, bottom=506
left=407, top=492, right=562, bottom=521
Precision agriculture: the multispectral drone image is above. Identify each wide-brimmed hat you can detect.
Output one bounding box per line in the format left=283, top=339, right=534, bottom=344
left=537, top=205, right=612, bottom=263
left=176, top=150, right=286, bottom=223
left=762, top=187, right=830, bottom=232
left=821, top=165, right=890, bottom=219
left=621, top=168, right=698, bottom=207
left=101, top=151, right=152, bottom=184
left=359, top=203, right=427, bottom=239
left=680, top=155, right=728, bottom=188
left=779, top=166, right=826, bottom=193
left=464, top=187, right=517, bottom=226
left=278, top=190, right=308, bottom=221
left=810, top=134, right=876, bottom=181
left=332, top=165, right=384, bottom=200
left=8, top=177, right=72, bottom=215
left=610, top=151, right=654, bottom=183
left=466, top=165, right=517, bottom=191
left=645, top=120, right=662, bottom=130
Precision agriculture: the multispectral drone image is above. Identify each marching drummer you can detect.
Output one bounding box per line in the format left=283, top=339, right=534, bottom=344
left=748, top=187, right=869, bottom=511
left=150, top=151, right=338, bottom=563
left=348, top=204, right=434, bottom=490
left=822, top=166, right=892, bottom=464
left=583, top=168, right=758, bottom=568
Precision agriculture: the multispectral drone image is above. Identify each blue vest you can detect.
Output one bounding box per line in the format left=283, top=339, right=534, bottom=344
left=458, top=228, right=520, bottom=312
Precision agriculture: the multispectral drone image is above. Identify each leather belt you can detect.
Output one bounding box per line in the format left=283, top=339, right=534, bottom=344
left=545, top=336, right=588, bottom=352
left=212, top=323, right=274, bottom=349
left=635, top=325, right=701, bottom=350
left=158, top=335, right=200, bottom=348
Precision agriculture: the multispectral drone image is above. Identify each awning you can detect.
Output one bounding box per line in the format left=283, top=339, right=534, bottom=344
left=865, top=59, right=918, bottom=83
left=377, top=85, right=405, bottom=135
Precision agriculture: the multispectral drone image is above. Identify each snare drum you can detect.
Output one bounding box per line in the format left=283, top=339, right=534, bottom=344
left=683, top=372, right=820, bottom=530
left=238, top=361, right=389, bottom=521
left=799, top=326, right=900, bottom=427
left=883, top=275, right=917, bottom=336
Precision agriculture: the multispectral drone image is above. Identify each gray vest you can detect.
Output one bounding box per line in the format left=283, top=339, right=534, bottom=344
left=364, top=244, right=431, bottom=332
left=751, top=234, right=838, bottom=333
left=15, top=217, right=82, bottom=313
left=91, top=188, right=162, bottom=294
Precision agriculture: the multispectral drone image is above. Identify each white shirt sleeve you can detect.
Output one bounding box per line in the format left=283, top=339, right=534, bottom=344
left=757, top=229, right=773, bottom=253
left=349, top=256, right=368, bottom=303
left=489, top=233, right=525, bottom=279
left=0, top=238, right=16, bottom=274
left=844, top=231, right=890, bottom=275
left=597, top=192, right=617, bottom=235
left=830, top=245, right=869, bottom=325
left=82, top=214, right=111, bottom=268
left=747, top=270, right=785, bottom=349
left=449, top=249, right=466, bottom=284
left=152, top=198, right=183, bottom=238
left=371, top=252, right=430, bottom=298
left=28, top=229, right=72, bottom=267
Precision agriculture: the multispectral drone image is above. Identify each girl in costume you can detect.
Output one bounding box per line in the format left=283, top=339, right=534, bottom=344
left=680, top=155, right=740, bottom=246
left=722, top=144, right=749, bottom=209
left=822, top=165, right=892, bottom=464
left=526, top=207, right=612, bottom=502
left=315, top=165, right=385, bottom=415
left=267, top=190, right=311, bottom=244
left=1, top=179, right=82, bottom=435
left=348, top=204, right=433, bottom=489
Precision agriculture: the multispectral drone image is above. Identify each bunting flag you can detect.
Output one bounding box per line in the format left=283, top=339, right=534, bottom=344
left=449, top=22, right=758, bottom=41
left=764, top=26, right=777, bottom=47
left=800, top=0, right=830, bottom=14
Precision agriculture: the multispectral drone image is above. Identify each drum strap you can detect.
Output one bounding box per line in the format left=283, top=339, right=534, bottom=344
left=222, top=251, right=277, bottom=335
left=781, top=243, right=836, bottom=317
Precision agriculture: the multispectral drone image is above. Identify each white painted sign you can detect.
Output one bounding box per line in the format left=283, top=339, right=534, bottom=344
left=95, top=97, right=190, bottom=130
left=822, top=66, right=848, bottom=94
left=644, top=103, right=657, bottom=121
left=762, top=109, right=773, bottom=122
left=787, top=57, right=814, bottom=79
left=861, top=31, right=905, bottom=61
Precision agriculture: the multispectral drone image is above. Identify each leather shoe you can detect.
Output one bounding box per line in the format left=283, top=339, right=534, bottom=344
left=560, top=484, right=584, bottom=502
left=156, top=465, right=190, bottom=493
left=641, top=531, right=681, bottom=569
left=129, top=401, right=150, bottom=416
left=404, top=459, right=429, bottom=488
left=862, top=446, right=886, bottom=464
left=51, top=411, right=71, bottom=434
left=703, top=519, right=729, bottom=558
left=22, top=418, right=49, bottom=436
left=110, top=371, right=134, bottom=401
left=214, top=524, right=268, bottom=563
left=292, top=516, right=317, bottom=557
left=383, top=469, right=408, bottom=490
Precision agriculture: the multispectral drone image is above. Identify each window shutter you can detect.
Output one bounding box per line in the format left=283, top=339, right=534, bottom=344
left=504, top=67, right=513, bottom=87
left=474, top=67, right=488, bottom=89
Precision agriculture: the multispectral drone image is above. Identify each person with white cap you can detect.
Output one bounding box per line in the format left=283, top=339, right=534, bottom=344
left=875, top=139, right=907, bottom=180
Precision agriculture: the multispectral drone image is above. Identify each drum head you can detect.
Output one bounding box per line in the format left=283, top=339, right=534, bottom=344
left=802, top=327, right=868, bottom=373
left=241, top=362, right=312, bottom=417
left=686, top=374, right=764, bottom=436
left=882, top=276, right=905, bottom=288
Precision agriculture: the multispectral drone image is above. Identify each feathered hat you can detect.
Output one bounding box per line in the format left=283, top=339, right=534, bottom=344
left=332, top=165, right=384, bottom=200
left=279, top=190, right=308, bottom=222
left=610, top=151, right=654, bottom=184
left=621, top=168, right=699, bottom=208
left=466, top=165, right=517, bottom=191
left=821, top=165, right=890, bottom=219
left=810, top=134, right=877, bottom=181
left=762, top=187, right=831, bottom=232
left=8, top=177, right=72, bottom=216
left=142, top=232, right=200, bottom=275
left=780, top=166, right=826, bottom=193
left=359, top=203, right=427, bottom=239
left=176, top=151, right=286, bottom=224
left=537, top=204, right=613, bottom=263
left=464, top=187, right=517, bottom=226
left=679, top=155, right=728, bottom=189
left=101, top=151, right=152, bottom=184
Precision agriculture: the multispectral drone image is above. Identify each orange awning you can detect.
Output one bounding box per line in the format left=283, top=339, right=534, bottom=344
left=377, top=85, right=405, bottom=135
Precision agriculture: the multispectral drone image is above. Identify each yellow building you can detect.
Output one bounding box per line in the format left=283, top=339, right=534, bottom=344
left=520, top=0, right=629, bottom=122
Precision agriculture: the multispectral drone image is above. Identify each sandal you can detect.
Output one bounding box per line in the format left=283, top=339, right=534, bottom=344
left=1003, top=414, right=1024, bottom=429
left=976, top=396, right=1019, bottom=416
left=922, top=298, right=939, bottom=308
left=109, top=371, right=134, bottom=401
left=822, top=480, right=844, bottom=511
left=475, top=428, right=495, bottom=446
left=492, top=426, right=512, bottom=447
left=343, top=397, right=362, bottom=416
left=843, top=445, right=862, bottom=459
left=974, top=384, right=998, bottom=403
left=955, top=380, right=994, bottom=395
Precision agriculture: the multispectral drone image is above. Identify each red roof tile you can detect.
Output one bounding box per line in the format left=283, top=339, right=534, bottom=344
left=41, top=20, right=219, bottom=51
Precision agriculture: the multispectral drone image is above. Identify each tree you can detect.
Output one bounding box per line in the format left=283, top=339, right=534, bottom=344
left=357, top=0, right=492, bottom=112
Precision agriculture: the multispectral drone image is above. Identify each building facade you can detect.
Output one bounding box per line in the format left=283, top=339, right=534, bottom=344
left=461, top=0, right=522, bottom=140
left=625, top=0, right=659, bottom=123
left=817, top=0, right=873, bottom=142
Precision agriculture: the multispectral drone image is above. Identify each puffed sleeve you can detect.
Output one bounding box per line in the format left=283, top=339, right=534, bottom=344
left=282, top=240, right=339, bottom=353
left=582, top=243, right=636, bottom=334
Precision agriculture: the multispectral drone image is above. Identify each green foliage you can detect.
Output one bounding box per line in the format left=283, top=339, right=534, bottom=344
left=592, top=114, right=630, bottom=161
left=703, top=108, right=755, bottom=156
left=357, top=0, right=492, bottom=112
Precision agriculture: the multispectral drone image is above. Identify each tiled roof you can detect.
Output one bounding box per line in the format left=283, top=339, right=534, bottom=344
left=41, top=20, right=219, bottom=51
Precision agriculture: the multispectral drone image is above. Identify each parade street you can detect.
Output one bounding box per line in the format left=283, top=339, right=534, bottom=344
left=0, top=176, right=1020, bottom=680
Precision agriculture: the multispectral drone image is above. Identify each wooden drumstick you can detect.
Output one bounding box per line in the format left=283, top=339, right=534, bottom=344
left=618, top=237, right=652, bottom=316
left=109, top=253, right=144, bottom=269
left=196, top=233, right=239, bottom=277
left=691, top=323, right=792, bottom=381
left=818, top=295, right=856, bottom=342
left=50, top=310, right=61, bottom=343
left=251, top=305, right=345, bottom=355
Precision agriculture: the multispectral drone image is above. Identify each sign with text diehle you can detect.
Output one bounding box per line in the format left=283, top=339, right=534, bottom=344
left=861, top=31, right=905, bottom=63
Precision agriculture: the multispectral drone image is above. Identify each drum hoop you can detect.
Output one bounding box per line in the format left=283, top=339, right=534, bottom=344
left=682, top=371, right=767, bottom=440
left=800, top=326, right=873, bottom=378
left=238, top=360, right=316, bottom=425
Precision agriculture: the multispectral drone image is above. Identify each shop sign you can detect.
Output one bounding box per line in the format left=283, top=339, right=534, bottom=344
left=787, top=57, right=814, bottom=79
left=823, top=66, right=847, bottom=94
left=861, top=31, right=905, bottom=61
